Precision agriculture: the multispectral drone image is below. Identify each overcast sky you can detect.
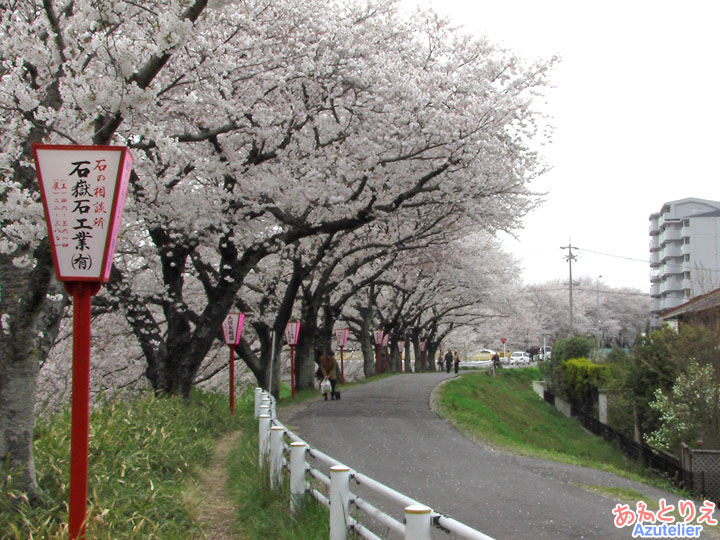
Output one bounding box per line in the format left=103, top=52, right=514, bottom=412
left=401, top=0, right=720, bottom=292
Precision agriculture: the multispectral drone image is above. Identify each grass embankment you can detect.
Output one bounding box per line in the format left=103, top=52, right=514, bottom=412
left=2, top=390, right=235, bottom=539
left=1, top=388, right=329, bottom=539
left=226, top=398, right=329, bottom=539
left=437, top=367, right=665, bottom=486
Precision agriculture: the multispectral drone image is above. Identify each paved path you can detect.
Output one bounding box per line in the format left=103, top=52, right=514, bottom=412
left=280, top=372, right=716, bottom=540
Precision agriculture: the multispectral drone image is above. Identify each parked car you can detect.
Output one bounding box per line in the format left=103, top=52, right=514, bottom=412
left=509, top=351, right=531, bottom=365
left=538, top=346, right=552, bottom=361
left=476, top=349, right=497, bottom=361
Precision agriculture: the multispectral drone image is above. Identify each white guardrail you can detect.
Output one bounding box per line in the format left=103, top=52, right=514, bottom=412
left=254, top=388, right=495, bottom=540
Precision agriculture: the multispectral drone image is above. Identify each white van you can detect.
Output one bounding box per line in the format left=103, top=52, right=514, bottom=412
left=539, top=346, right=552, bottom=361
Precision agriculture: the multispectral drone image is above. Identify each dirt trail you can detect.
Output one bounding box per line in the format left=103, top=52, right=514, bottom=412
left=188, top=430, right=243, bottom=540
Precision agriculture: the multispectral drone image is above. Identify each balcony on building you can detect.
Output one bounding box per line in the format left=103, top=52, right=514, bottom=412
left=660, top=275, right=685, bottom=295
left=660, top=225, right=682, bottom=243
left=660, top=243, right=682, bottom=260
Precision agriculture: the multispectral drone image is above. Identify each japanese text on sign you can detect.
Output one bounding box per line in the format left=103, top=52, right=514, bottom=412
left=34, top=145, right=132, bottom=282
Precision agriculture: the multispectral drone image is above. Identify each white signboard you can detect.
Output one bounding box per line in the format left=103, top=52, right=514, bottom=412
left=34, top=144, right=133, bottom=282
left=373, top=330, right=384, bottom=345
left=397, top=340, right=405, bottom=353
left=285, top=321, right=301, bottom=346
left=335, top=327, right=349, bottom=348
left=222, top=313, right=245, bottom=345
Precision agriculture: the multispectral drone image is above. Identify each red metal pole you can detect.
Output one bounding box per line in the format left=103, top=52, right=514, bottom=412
left=229, top=345, right=235, bottom=415
left=421, top=350, right=425, bottom=372
left=290, top=345, right=296, bottom=398
left=340, top=347, right=345, bottom=385
left=376, top=344, right=382, bottom=375
left=66, top=281, right=99, bottom=540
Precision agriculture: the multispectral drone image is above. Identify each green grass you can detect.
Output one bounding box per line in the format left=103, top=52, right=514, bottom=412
left=1, top=387, right=333, bottom=540
left=226, top=394, right=330, bottom=539
left=1, top=389, right=239, bottom=539
left=436, top=368, right=664, bottom=483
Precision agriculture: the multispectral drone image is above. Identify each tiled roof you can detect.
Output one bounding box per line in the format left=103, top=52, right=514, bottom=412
left=661, top=288, right=720, bottom=319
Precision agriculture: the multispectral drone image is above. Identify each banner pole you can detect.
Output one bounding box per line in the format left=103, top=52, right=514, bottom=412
left=229, top=345, right=235, bottom=414
left=67, top=282, right=100, bottom=540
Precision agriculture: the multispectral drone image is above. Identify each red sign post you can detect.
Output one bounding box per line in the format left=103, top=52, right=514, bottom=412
left=222, top=313, right=245, bottom=415
left=420, top=341, right=427, bottom=372
left=501, top=337, right=508, bottom=360
left=373, top=330, right=384, bottom=375
left=285, top=322, right=301, bottom=398
left=334, top=327, right=349, bottom=384
left=34, top=144, right=133, bottom=540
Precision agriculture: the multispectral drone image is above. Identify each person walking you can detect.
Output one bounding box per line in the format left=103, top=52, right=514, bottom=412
left=453, top=351, right=460, bottom=374
left=320, top=349, right=340, bottom=400
left=444, top=349, right=453, bottom=373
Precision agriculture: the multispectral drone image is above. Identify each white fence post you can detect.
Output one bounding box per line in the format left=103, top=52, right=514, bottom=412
left=261, top=396, right=272, bottom=418
left=258, top=414, right=271, bottom=467
left=405, top=505, right=432, bottom=540
left=290, top=442, right=307, bottom=512
left=254, top=387, right=263, bottom=418
left=270, top=426, right=284, bottom=489
left=330, top=465, right=350, bottom=540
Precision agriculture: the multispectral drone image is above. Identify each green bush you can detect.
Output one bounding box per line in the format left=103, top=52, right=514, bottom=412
left=561, top=357, right=610, bottom=408
left=543, top=336, right=593, bottom=394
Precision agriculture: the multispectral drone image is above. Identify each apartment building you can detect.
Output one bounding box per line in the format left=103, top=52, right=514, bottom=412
left=649, top=197, right=720, bottom=326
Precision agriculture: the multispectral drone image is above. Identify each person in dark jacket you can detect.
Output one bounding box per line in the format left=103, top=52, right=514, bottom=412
left=320, top=351, right=341, bottom=400
left=444, top=350, right=453, bottom=373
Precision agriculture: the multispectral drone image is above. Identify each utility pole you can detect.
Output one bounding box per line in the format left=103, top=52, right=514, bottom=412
left=560, top=242, right=577, bottom=335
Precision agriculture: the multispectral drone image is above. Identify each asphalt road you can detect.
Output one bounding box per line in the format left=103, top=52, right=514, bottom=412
left=280, top=372, right=717, bottom=540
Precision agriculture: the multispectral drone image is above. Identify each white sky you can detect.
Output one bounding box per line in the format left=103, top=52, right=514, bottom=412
left=401, top=0, right=720, bottom=292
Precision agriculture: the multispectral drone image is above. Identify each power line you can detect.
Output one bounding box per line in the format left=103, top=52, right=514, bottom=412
left=574, top=246, right=720, bottom=275
left=573, top=247, right=647, bottom=264
left=525, top=287, right=649, bottom=298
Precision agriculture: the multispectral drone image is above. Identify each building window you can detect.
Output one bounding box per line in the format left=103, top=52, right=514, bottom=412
left=685, top=271, right=691, bottom=279
left=684, top=254, right=691, bottom=262
left=683, top=219, right=690, bottom=227
left=683, top=236, right=691, bottom=244
left=685, top=288, right=693, bottom=297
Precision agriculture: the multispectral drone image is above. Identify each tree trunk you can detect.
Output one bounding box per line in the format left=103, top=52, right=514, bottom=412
left=293, top=315, right=319, bottom=391
left=358, top=301, right=376, bottom=377
left=0, top=243, right=65, bottom=501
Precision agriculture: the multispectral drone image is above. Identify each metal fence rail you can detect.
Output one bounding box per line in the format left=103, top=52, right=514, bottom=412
left=541, top=388, right=697, bottom=493
left=255, top=388, right=495, bottom=540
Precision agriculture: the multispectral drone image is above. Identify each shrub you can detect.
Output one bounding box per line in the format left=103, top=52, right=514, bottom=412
left=543, top=336, right=593, bottom=394
left=561, top=357, right=610, bottom=409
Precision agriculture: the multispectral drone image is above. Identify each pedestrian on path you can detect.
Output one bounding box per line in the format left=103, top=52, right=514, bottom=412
left=453, top=351, right=460, bottom=374
left=320, top=349, right=340, bottom=400
left=444, top=349, right=453, bottom=373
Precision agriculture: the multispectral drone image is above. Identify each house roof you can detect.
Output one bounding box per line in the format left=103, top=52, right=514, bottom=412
left=661, top=287, right=720, bottom=319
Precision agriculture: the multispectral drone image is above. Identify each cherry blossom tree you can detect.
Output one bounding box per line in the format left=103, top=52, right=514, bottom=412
left=1, top=0, right=553, bottom=500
